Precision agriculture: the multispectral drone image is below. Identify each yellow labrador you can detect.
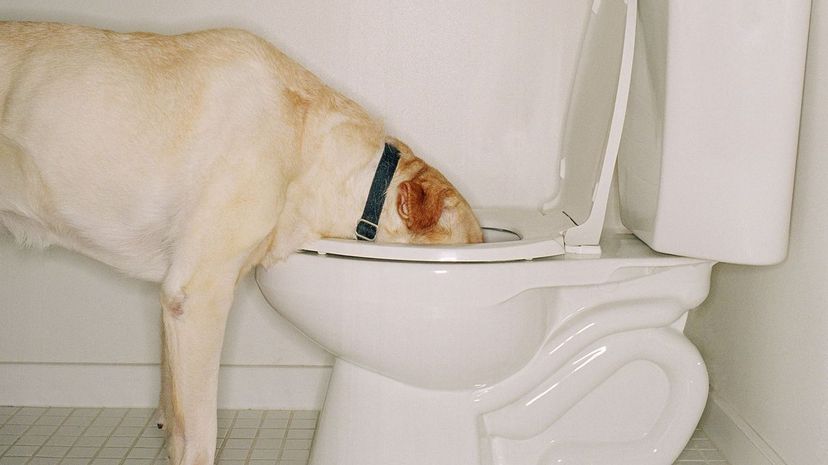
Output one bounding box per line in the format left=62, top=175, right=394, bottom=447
left=0, top=22, right=482, bottom=465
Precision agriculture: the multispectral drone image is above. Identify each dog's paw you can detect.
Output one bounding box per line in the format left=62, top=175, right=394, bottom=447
left=153, top=408, right=166, bottom=430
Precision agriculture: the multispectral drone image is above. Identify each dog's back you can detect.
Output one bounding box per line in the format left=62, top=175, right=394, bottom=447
left=0, top=22, right=320, bottom=280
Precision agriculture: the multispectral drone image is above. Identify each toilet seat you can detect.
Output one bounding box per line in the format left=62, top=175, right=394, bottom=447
left=302, top=208, right=573, bottom=263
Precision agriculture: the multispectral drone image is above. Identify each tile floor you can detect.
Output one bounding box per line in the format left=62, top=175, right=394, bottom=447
left=674, top=428, right=731, bottom=464
left=0, top=407, right=313, bottom=465
left=0, top=406, right=727, bottom=465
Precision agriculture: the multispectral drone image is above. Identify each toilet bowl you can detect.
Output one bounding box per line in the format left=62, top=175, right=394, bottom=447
left=256, top=1, right=810, bottom=464
left=257, top=220, right=713, bottom=465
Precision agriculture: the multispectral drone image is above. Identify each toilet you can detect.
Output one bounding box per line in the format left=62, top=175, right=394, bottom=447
left=255, top=1, right=811, bottom=464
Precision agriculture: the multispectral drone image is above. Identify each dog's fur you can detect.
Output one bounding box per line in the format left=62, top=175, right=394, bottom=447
left=0, top=22, right=482, bottom=465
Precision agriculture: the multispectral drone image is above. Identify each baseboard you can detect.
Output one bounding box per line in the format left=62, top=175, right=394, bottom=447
left=0, top=363, right=331, bottom=410
left=700, top=392, right=788, bottom=465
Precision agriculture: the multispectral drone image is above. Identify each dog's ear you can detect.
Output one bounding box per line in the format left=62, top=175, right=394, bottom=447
left=396, top=179, right=445, bottom=234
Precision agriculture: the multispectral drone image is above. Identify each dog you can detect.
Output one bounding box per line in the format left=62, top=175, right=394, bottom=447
left=0, top=21, right=483, bottom=465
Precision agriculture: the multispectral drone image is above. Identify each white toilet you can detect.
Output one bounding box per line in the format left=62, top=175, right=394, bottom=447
left=256, top=1, right=811, bottom=464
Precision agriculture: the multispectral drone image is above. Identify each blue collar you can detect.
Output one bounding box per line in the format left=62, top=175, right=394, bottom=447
left=355, top=143, right=401, bottom=241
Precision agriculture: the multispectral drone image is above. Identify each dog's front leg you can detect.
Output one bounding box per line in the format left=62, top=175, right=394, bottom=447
left=160, top=267, right=239, bottom=465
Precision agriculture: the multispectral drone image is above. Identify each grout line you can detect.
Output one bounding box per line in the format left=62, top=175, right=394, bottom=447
left=118, top=409, right=155, bottom=465
left=1, top=407, right=21, bottom=426
left=0, top=406, right=21, bottom=429
left=215, top=409, right=239, bottom=465
left=275, top=412, right=293, bottom=464
left=6, top=408, right=37, bottom=463
left=244, top=411, right=265, bottom=465
left=61, top=407, right=106, bottom=465
left=60, top=407, right=91, bottom=465
left=84, top=408, right=116, bottom=465
left=45, top=409, right=103, bottom=463
left=110, top=408, right=130, bottom=465
left=150, top=407, right=167, bottom=465
left=24, top=407, right=75, bottom=465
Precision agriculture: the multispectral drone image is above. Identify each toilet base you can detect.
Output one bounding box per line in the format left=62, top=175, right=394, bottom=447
left=311, top=359, right=483, bottom=465
left=310, top=326, right=708, bottom=465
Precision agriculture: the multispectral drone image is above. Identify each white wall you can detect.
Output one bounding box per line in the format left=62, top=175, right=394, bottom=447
left=0, top=1, right=592, bottom=408
left=685, top=1, right=828, bottom=463
left=2, top=0, right=591, bottom=208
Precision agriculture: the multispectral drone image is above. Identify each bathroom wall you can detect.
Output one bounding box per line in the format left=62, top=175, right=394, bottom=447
left=2, top=0, right=592, bottom=208
left=685, top=1, right=828, bottom=464
left=0, top=1, right=593, bottom=408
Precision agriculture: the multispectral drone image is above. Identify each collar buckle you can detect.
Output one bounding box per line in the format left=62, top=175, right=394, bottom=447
left=355, top=218, right=379, bottom=241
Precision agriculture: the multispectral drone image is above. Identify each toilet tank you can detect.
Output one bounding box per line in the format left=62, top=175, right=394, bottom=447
left=616, top=0, right=811, bottom=265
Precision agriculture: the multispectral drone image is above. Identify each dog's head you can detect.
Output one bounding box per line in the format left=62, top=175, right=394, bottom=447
left=376, top=139, right=483, bottom=245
